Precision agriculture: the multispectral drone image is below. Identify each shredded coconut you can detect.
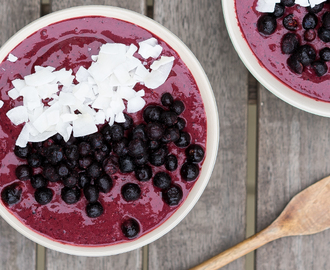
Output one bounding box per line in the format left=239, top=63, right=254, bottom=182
left=6, top=39, right=174, bottom=147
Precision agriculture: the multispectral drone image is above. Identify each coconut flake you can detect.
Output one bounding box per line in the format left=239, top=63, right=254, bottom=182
left=0, top=100, right=3, bottom=108
left=138, top=38, right=163, bottom=59
left=144, top=59, right=174, bottom=89
left=127, top=96, right=146, bottom=113
left=8, top=88, right=20, bottom=100
left=6, top=106, right=28, bottom=125
left=72, top=114, right=98, bottom=137
left=8, top=53, right=18, bottom=62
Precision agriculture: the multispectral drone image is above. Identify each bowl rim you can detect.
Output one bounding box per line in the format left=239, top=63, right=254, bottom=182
left=0, top=5, right=219, bottom=256
left=222, top=0, right=330, bottom=117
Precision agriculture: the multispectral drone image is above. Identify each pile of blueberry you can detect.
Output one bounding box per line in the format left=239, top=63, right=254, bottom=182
left=1, top=92, right=205, bottom=240
left=257, top=1, right=330, bottom=76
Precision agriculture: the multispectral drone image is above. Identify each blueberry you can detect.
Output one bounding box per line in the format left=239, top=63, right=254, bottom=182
left=318, top=27, right=330, bottom=42
left=121, top=183, right=141, bottom=201
left=43, top=165, right=61, bottom=182
left=160, top=111, right=178, bottom=126
left=323, top=12, right=330, bottom=29
left=295, top=45, right=316, bottom=66
left=109, top=124, right=124, bottom=141
left=78, top=173, right=91, bottom=189
left=103, top=155, right=119, bottom=175
left=94, top=144, right=111, bottom=163
left=34, top=187, right=53, bottom=205
left=257, top=14, right=277, bottom=35
left=83, top=184, right=99, bottom=202
left=119, top=155, right=135, bottom=173
left=162, top=185, right=183, bottom=206
left=308, top=3, right=323, bottom=13
left=121, top=218, right=140, bottom=239
left=135, top=165, right=152, bottom=181
left=65, top=159, right=78, bottom=169
left=287, top=54, right=304, bottom=74
left=170, top=100, right=185, bottom=115
left=133, top=153, right=149, bottom=166
left=302, top=13, right=318, bottom=29
left=14, top=145, right=30, bottom=159
left=273, top=3, right=285, bottom=18
left=320, top=47, right=330, bottom=61
left=65, top=145, right=79, bottom=161
left=175, top=117, right=186, bottom=131
left=148, top=140, right=160, bottom=151
left=281, top=33, right=299, bottom=54
left=57, top=163, right=69, bottom=177
left=153, top=172, right=171, bottom=190
left=64, top=135, right=77, bottom=146
left=181, top=162, right=200, bottom=181
left=95, top=174, right=113, bottom=193
left=120, top=113, right=133, bottom=130
left=149, top=145, right=168, bottom=166
left=88, top=132, right=104, bottom=149
left=174, top=132, right=191, bottom=148
left=86, top=202, right=103, bottom=218
left=78, top=142, right=91, bottom=156
left=87, top=162, right=103, bottom=179
left=15, top=164, right=32, bottom=181
left=146, top=122, right=165, bottom=141
left=283, top=14, right=298, bottom=31
left=113, top=138, right=128, bottom=157
left=131, top=124, right=148, bottom=141
left=143, top=105, right=163, bottom=122
left=79, top=156, right=93, bottom=169
left=161, top=92, right=174, bottom=107
left=46, top=145, right=64, bottom=165
left=304, top=29, right=316, bottom=42
left=51, top=133, right=63, bottom=144
left=61, top=186, right=81, bottom=204
left=63, top=174, right=78, bottom=188
left=1, top=183, right=22, bottom=205
left=101, top=125, right=112, bottom=142
left=165, top=155, right=178, bottom=171
left=128, top=139, right=147, bottom=158
left=312, top=60, right=328, bottom=76
left=31, top=174, right=48, bottom=189
left=186, top=144, right=205, bottom=163
left=281, top=0, right=294, bottom=6
left=162, top=127, right=180, bottom=143
left=27, top=153, right=42, bottom=168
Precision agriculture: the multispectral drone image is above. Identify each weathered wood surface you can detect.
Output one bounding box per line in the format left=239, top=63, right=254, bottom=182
left=45, top=1, right=145, bottom=270
left=0, top=1, right=40, bottom=269
left=256, top=86, right=330, bottom=269
left=149, top=1, right=248, bottom=269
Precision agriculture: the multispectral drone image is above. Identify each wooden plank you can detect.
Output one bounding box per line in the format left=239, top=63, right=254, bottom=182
left=256, top=86, right=330, bottom=269
left=45, top=1, right=146, bottom=270
left=0, top=1, right=40, bottom=269
left=150, top=1, right=248, bottom=269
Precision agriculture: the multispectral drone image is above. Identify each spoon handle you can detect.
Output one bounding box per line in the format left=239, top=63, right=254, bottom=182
left=190, top=224, right=283, bottom=270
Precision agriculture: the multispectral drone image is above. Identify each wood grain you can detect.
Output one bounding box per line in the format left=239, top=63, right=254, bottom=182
left=46, top=1, right=145, bottom=270
left=150, top=1, right=248, bottom=269
left=256, top=86, right=330, bottom=270
left=0, top=1, right=40, bottom=269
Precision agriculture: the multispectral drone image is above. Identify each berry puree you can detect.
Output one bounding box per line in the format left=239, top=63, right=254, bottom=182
left=0, top=17, right=207, bottom=246
left=236, top=0, right=330, bottom=102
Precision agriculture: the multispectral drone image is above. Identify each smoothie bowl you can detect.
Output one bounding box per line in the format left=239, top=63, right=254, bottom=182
left=223, top=0, right=330, bottom=116
left=0, top=6, right=219, bottom=256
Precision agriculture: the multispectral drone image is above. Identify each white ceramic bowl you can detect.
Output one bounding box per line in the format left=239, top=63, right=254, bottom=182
left=0, top=6, right=219, bottom=256
left=222, top=0, right=330, bottom=117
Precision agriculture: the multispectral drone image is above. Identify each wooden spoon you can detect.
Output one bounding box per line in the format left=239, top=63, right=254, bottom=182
left=190, top=175, right=330, bottom=270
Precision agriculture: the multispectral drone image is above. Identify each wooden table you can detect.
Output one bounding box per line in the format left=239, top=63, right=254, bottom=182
left=1, top=0, right=330, bottom=269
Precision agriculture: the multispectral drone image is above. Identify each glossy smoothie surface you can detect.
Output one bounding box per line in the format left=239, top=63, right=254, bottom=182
left=0, top=16, right=207, bottom=246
